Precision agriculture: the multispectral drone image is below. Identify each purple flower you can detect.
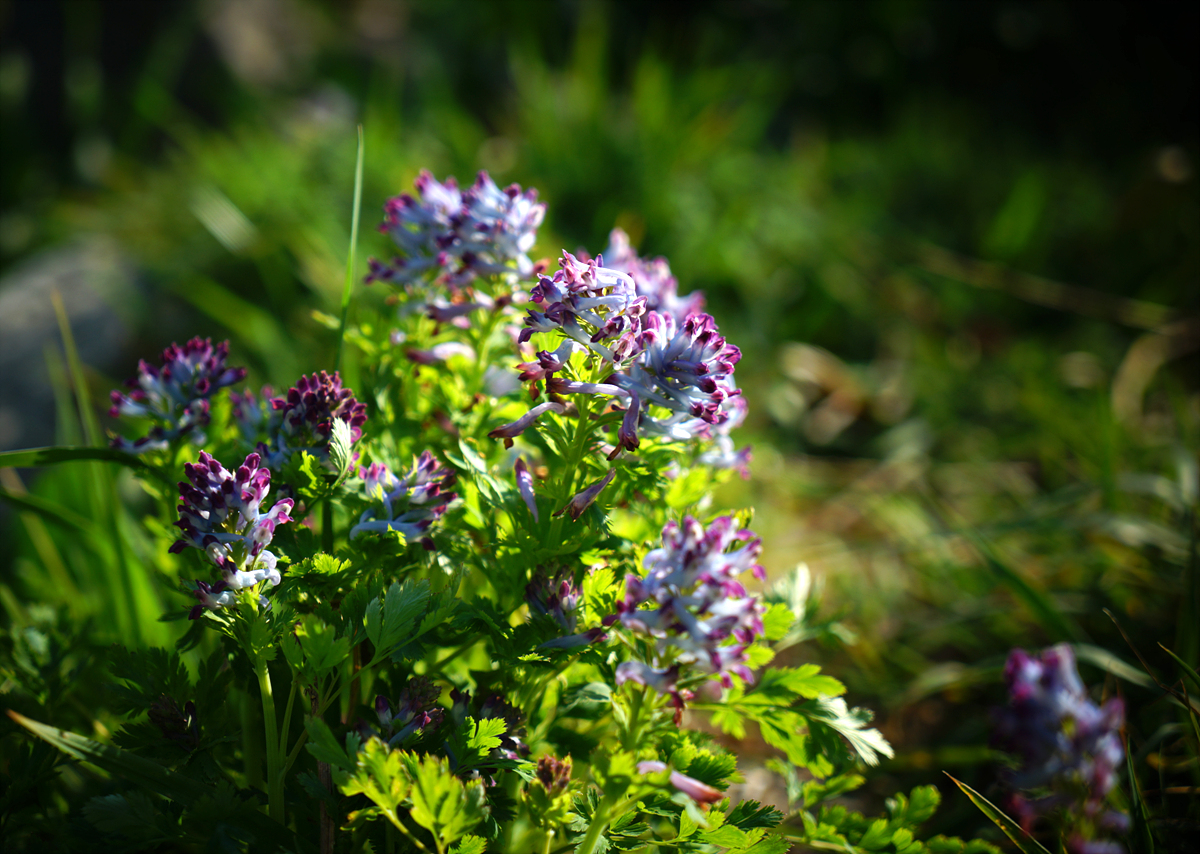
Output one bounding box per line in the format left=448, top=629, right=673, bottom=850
left=519, top=251, right=645, bottom=362
left=349, top=452, right=457, bottom=546
left=259, top=371, right=368, bottom=467
left=617, top=516, right=765, bottom=696
left=636, top=760, right=723, bottom=805
left=609, top=311, right=744, bottom=452
left=364, top=676, right=444, bottom=747
left=171, top=452, right=294, bottom=617
left=602, top=228, right=705, bottom=321
left=993, top=645, right=1127, bottom=849
left=487, top=401, right=566, bottom=442
left=554, top=469, right=616, bottom=521
left=109, top=338, right=246, bottom=453
left=514, top=458, right=539, bottom=522
left=526, top=566, right=608, bottom=649
left=366, top=170, right=545, bottom=289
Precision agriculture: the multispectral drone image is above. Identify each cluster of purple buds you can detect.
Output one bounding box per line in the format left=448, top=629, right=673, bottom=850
left=257, top=372, right=367, bottom=468
left=601, top=228, right=705, bottom=321
left=349, top=452, right=457, bottom=548
left=535, top=755, right=572, bottom=796
left=616, top=515, right=766, bottom=718
left=525, top=567, right=608, bottom=649
left=993, top=645, right=1128, bottom=853
left=364, top=676, right=445, bottom=748
left=366, top=170, right=545, bottom=290
left=109, top=338, right=246, bottom=453
left=170, top=451, right=294, bottom=618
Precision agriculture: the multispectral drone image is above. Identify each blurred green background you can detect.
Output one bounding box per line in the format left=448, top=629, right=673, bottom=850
left=1, top=0, right=1197, bottom=840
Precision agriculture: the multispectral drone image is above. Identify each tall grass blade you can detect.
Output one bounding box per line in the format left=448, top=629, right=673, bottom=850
left=969, top=532, right=1084, bottom=642
left=335, top=124, right=365, bottom=374
left=1124, top=738, right=1156, bottom=854
left=0, top=446, right=174, bottom=488
left=946, top=774, right=1053, bottom=854
left=1158, top=643, right=1200, bottom=692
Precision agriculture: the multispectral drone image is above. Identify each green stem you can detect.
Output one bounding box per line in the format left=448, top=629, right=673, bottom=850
left=574, top=795, right=614, bottom=854
left=255, top=656, right=285, bottom=824
left=544, top=393, right=595, bottom=550
left=278, top=678, right=298, bottom=763
left=322, top=498, right=334, bottom=554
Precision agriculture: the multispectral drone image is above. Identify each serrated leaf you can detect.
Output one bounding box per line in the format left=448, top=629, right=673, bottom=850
left=408, top=753, right=489, bottom=847
left=799, top=696, right=892, bottom=765
left=947, top=774, right=1052, bottom=854
left=762, top=603, right=795, bottom=642
left=365, top=580, right=430, bottom=659
left=450, top=836, right=488, bottom=854
left=329, top=418, right=354, bottom=484
left=467, top=716, right=508, bottom=755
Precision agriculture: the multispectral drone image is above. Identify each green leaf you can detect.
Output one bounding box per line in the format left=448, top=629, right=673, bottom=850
left=467, top=716, right=508, bottom=755
left=365, top=579, right=430, bottom=660
left=329, top=418, right=354, bottom=485
left=9, top=710, right=209, bottom=804
left=762, top=603, right=795, bottom=642
left=0, top=445, right=174, bottom=487
left=0, top=486, right=98, bottom=535
left=304, top=718, right=356, bottom=772
left=339, top=737, right=411, bottom=829
left=799, top=696, right=893, bottom=766
left=408, top=753, right=489, bottom=848
left=947, top=774, right=1052, bottom=854
left=450, top=836, right=488, bottom=854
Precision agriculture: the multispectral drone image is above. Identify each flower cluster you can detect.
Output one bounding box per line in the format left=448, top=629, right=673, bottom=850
left=615, top=515, right=765, bottom=717
left=109, top=338, right=246, bottom=453
left=170, top=451, right=294, bottom=618
left=257, top=371, right=368, bottom=468
left=993, top=645, right=1128, bottom=854
left=349, top=452, right=457, bottom=547
left=526, top=567, right=608, bottom=649
left=518, top=251, right=645, bottom=364
left=497, top=237, right=750, bottom=476
left=601, top=228, right=704, bottom=321
left=364, top=676, right=445, bottom=748
left=610, top=311, right=745, bottom=454
left=366, top=170, right=545, bottom=289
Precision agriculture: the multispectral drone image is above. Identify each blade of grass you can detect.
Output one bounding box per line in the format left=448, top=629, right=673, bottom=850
left=52, top=290, right=136, bottom=641
left=0, top=472, right=83, bottom=603
left=335, top=124, right=365, bottom=374
left=1125, top=735, right=1157, bottom=854
left=1158, top=643, right=1200, bottom=692
left=945, top=773, right=1053, bottom=854
left=0, top=446, right=174, bottom=488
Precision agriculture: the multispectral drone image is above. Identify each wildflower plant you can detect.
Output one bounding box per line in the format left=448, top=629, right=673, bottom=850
left=7, top=164, right=1005, bottom=854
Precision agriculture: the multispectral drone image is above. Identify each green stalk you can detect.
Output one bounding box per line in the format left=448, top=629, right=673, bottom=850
left=544, top=392, right=595, bottom=550
left=335, top=124, right=365, bottom=374
left=255, top=655, right=285, bottom=824
left=574, top=795, right=614, bottom=854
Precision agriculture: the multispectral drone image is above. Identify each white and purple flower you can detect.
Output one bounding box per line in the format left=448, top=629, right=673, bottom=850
left=171, top=451, right=294, bottom=618
left=349, top=452, right=457, bottom=548
left=616, top=515, right=766, bottom=713
left=109, top=338, right=246, bottom=453
left=366, top=170, right=545, bottom=289
left=993, top=645, right=1128, bottom=852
